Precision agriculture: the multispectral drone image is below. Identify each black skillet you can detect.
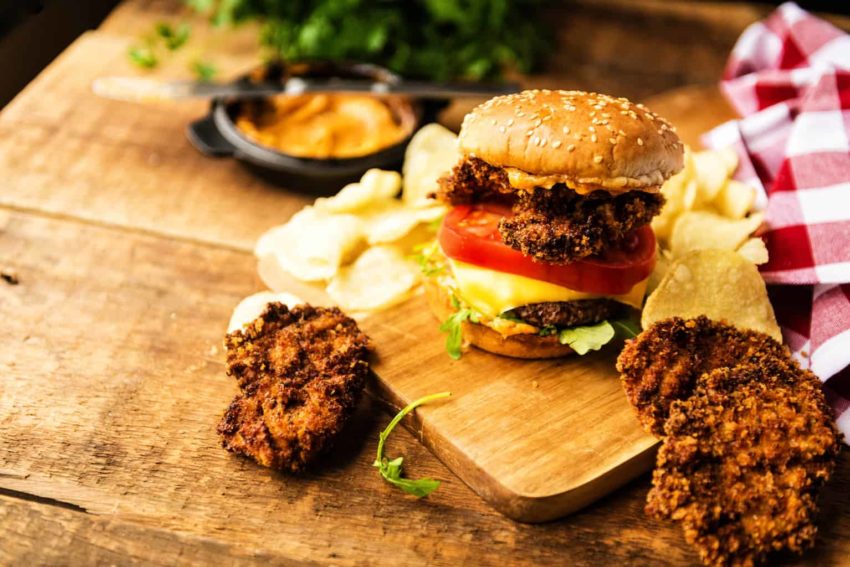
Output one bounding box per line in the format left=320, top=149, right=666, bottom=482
left=186, top=61, right=447, bottom=194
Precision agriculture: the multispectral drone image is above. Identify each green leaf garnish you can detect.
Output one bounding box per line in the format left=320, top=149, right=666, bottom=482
left=410, top=240, right=444, bottom=278
left=611, top=318, right=641, bottom=339
left=374, top=392, right=451, bottom=498
left=184, top=0, right=553, bottom=82
left=156, top=22, right=191, bottom=51
left=538, top=324, right=558, bottom=337
left=439, top=301, right=480, bottom=360
left=191, top=59, right=218, bottom=82
left=127, top=44, right=158, bottom=69
left=558, top=320, right=616, bottom=355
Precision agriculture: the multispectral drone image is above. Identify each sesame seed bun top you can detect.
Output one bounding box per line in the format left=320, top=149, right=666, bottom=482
left=458, top=90, right=685, bottom=195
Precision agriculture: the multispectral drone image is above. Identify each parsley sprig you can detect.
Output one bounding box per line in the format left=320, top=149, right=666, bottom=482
left=374, top=392, right=451, bottom=498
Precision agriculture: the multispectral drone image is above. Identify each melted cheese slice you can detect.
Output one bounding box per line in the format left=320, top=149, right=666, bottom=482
left=448, top=259, right=648, bottom=318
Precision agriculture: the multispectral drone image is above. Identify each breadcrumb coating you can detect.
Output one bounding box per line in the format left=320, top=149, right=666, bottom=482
left=436, top=156, right=664, bottom=263
left=616, top=316, right=789, bottom=437
left=217, top=303, right=372, bottom=472
left=647, top=363, right=841, bottom=566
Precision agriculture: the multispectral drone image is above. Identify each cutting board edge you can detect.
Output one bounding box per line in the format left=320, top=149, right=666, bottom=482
left=368, top=380, right=659, bottom=523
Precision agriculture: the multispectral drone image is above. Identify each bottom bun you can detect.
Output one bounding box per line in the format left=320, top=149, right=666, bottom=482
left=425, top=279, right=575, bottom=359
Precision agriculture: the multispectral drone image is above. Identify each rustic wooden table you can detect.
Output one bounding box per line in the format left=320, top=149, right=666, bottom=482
left=1, top=1, right=848, bottom=565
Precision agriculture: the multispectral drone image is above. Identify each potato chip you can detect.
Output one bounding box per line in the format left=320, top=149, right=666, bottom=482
left=642, top=249, right=781, bottom=340
left=737, top=237, right=769, bottom=265
left=714, top=179, right=756, bottom=219
left=315, top=169, right=401, bottom=213
left=228, top=291, right=303, bottom=333
left=326, top=245, right=420, bottom=311
left=681, top=179, right=699, bottom=211
left=692, top=149, right=731, bottom=204
left=255, top=207, right=364, bottom=282
left=647, top=247, right=673, bottom=295
left=670, top=211, right=764, bottom=258
left=651, top=202, right=680, bottom=245
left=653, top=149, right=696, bottom=243
left=716, top=146, right=739, bottom=175
left=402, top=123, right=459, bottom=207
left=364, top=202, right=446, bottom=244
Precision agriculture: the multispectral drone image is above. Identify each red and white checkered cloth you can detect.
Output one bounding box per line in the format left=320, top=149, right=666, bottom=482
left=703, top=2, right=850, bottom=441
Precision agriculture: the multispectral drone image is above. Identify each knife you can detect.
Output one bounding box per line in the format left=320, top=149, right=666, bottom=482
left=92, top=76, right=520, bottom=103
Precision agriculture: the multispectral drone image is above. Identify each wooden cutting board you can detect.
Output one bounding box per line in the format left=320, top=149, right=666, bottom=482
left=362, top=301, right=656, bottom=523
left=358, top=86, right=738, bottom=524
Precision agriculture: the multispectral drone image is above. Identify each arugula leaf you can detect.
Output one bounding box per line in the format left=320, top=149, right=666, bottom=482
left=374, top=392, right=451, bottom=498
left=558, top=321, right=616, bottom=355
left=127, top=44, right=158, bottom=69
left=611, top=318, right=641, bottom=339
left=439, top=303, right=480, bottom=360
left=410, top=240, right=444, bottom=278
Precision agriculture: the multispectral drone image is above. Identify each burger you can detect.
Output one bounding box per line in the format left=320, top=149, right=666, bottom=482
left=425, top=90, right=684, bottom=359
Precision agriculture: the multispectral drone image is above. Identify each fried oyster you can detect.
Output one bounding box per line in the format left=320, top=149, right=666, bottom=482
left=217, top=303, right=372, bottom=472
left=616, top=316, right=789, bottom=437
left=436, top=156, right=664, bottom=264
left=648, top=362, right=841, bottom=566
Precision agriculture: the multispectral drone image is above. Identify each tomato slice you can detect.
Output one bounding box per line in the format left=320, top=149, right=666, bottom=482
left=438, top=203, right=656, bottom=295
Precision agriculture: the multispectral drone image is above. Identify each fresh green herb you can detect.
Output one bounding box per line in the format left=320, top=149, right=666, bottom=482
left=411, top=240, right=444, bottom=278
left=496, top=311, right=523, bottom=324
left=611, top=318, right=641, bottom=339
left=374, top=391, right=451, bottom=497
left=186, top=0, right=214, bottom=12
left=191, top=59, right=218, bottom=82
left=128, top=44, right=158, bottom=69
left=186, top=0, right=554, bottom=82
left=439, top=295, right=480, bottom=360
left=538, top=324, right=558, bottom=337
left=156, top=22, right=191, bottom=50
left=558, top=321, right=616, bottom=355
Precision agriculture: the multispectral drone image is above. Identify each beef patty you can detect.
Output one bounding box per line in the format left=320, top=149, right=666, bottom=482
left=509, top=298, right=624, bottom=328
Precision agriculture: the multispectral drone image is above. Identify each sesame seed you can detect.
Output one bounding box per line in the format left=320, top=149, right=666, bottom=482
left=591, top=134, right=598, bottom=142
left=552, top=140, right=562, bottom=148
left=526, top=130, right=533, bottom=137
left=507, top=119, right=514, bottom=126
left=491, top=119, right=497, bottom=125
left=588, top=126, right=596, bottom=133
left=593, top=155, right=603, bottom=163
left=637, top=138, right=644, bottom=146
left=567, top=144, right=576, bottom=152
left=562, top=126, right=570, bottom=134
left=619, top=129, right=626, bottom=136
left=499, top=126, right=506, bottom=133
left=540, top=138, right=547, bottom=147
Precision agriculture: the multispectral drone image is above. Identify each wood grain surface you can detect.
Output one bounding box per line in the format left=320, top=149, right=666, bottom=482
left=364, top=301, right=657, bottom=522
left=1, top=1, right=849, bottom=564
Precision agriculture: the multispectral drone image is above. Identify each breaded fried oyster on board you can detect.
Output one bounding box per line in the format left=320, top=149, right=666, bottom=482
left=616, top=316, right=789, bottom=436
left=217, top=302, right=372, bottom=472
left=648, top=363, right=842, bottom=566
